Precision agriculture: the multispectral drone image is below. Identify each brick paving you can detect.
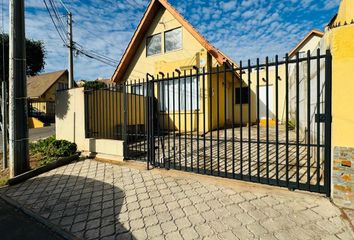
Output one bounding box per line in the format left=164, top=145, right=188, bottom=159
left=1, top=159, right=353, bottom=240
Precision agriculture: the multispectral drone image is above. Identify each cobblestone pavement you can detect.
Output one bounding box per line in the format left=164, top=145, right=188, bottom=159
left=1, top=159, right=353, bottom=240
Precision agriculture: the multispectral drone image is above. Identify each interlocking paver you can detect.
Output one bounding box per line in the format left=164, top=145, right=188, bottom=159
left=0, top=159, right=352, bottom=240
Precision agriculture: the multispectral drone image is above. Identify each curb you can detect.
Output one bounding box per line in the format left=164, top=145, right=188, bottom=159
left=0, top=194, right=79, bottom=240
left=7, top=154, right=80, bottom=186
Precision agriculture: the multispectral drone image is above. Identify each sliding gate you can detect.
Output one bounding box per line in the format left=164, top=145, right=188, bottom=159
left=84, top=50, right=332, bottom=196
left=144, top=50, right=332, bottom=196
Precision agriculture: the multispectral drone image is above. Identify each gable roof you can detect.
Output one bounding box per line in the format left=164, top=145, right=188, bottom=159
left=111, top=0, right=234, bottom=82
left=288, top=29, right=324, bottom=58
left=27, top=70, right=67, bottom=99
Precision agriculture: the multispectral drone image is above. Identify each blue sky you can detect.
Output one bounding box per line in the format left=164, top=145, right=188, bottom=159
left=1, top=0, right=341, bottom=80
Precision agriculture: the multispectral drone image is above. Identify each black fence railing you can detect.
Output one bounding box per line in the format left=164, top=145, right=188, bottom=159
left=84, top=50, right=332, bottom=196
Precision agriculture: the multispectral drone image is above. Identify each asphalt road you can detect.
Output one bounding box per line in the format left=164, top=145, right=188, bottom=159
left=0, top=125, right=55, bottom=153
left=0, top=198, right=64, bottom=240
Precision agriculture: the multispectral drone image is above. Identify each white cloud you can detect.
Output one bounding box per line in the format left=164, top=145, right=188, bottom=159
left=0, top=0, right=341, bottom=80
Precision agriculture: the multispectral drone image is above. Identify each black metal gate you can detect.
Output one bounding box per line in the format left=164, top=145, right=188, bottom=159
left=144, top=50, right=332, bottom=196
left=85, top=50, right=332, bottom=196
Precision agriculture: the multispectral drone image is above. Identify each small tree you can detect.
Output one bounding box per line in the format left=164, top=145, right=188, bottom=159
left=84, top=81, right=106, bottom=90
left=0, top=33, right=46, bottom=81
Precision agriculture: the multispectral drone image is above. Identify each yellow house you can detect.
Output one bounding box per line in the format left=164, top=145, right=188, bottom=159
left=111, top=0, right=248, bottom=133
left=27, top=70, right=69, bottom=126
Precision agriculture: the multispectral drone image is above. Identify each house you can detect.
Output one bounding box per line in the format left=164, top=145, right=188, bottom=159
left=27, top=70, right=69, bottom=126
left=109, top=0, right=249, bottom=133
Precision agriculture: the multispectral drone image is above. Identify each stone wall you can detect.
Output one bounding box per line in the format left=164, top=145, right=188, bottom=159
left=333, top=147, right=354, bottom=208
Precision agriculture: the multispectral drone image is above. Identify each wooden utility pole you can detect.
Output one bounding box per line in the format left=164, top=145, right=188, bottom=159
left=9, top=0, right=29, bottom=177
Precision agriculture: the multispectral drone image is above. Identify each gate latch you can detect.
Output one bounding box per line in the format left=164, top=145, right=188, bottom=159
left=315, top=114, right=326, bottom=123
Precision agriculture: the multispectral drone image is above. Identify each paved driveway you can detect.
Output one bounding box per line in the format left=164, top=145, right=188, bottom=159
left=1, top=159, right=353, bottom=240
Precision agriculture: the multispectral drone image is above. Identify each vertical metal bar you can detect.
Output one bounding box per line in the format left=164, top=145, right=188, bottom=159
left=134, top=81, right=138, bottom=151
left=306, top=50, right=311, bottom=189
left=142, top=81, right=145, bottom=155
left=190, top=69, right=193, bottom=172
left=167, top=73, right=171, bottom=169
left=248, top=59, right=252, bottom=179
left=184, top=70, right=187, bottom=171
left=178, top=71, right=182, bottom=170
left=285, top=54, right=289, bottom=185
left=275, top=55, right=279, bottom=184
left=239, top=61, right=243, bottom=179
left=232, top=63, right=235, bottom=179
left=202, top=67, right=206, bottom=174
left=216, top=65, right=220, bottom=176
left=151, top=78, right=156, bottom=167
left=316, top=49, right=321, bottom=191
left=224, top=63, right=227, bottom=177
left=160, top=75, right=164, bottom=168
left=156, top=79, right=160, bottom=165
left=266, top=57, right=269, bottom=183
left=296, top=52, right=300, bottom=188
left=138, top=80, right=141, bottom=158
left=123, top=83, right=128, bottom=160
left=324, top=50, right=332, bottom=197
left=209, top=65, right=213, bottom=175
left=256, top=58, right=260, bottom=182
left=173, top=72, right=176, bottom=169
left=196, top=67, right=200, bottom=173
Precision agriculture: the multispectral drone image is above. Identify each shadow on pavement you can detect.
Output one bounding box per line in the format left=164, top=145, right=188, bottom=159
left=3, top=174, right=136, bottom=240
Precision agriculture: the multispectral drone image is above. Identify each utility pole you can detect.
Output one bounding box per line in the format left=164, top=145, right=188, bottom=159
left=9, top=0, right=29, bottom=177
left=68, top=12, right=74, bottom=88
left=1, top=17, right=8, bottom=169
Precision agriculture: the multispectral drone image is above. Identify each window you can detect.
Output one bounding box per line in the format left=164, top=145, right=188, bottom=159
left=131, top=83, right=147, bottom=96
left=159, top=77, right=199, bottom=112
left=164, top=27, right=182, bottom=52
left=57, top=82, right=68, bottom=90
left=146, top=33, right=161, bottom=56
left=235, top=87, right=249, bottom=104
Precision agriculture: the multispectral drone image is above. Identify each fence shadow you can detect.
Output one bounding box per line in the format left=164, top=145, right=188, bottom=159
left=3, top=173, right=136, bottom=239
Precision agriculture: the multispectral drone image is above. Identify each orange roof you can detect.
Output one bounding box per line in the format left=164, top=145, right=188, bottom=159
left=288, top=29, right=324, bottom=58
left=111, top=0, right=234, bottom=82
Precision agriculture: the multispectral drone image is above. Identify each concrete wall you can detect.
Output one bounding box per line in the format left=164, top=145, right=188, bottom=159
left=56, top=88, right=124, bottom=161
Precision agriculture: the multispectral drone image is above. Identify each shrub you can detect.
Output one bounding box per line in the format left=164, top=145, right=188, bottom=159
left=30, top=136, right=77, bottom=166
left=84, top=81, right=106, bottom=90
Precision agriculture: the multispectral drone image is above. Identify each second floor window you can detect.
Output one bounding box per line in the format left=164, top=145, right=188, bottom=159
left=146, top=33, right=161, bottom=56
left=164, top=27, right=182, bottom=52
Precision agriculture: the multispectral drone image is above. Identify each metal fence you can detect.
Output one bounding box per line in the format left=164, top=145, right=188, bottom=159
left=84, top=50, right=332, bottom=195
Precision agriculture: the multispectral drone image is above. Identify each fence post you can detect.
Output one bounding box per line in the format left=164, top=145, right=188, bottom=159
left=324, top=49, right=332, bottom=197
left=123, top=83, right=128, bottom=160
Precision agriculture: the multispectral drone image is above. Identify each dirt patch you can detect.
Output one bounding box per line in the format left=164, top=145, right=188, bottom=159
left=0, top=152, right=44, bottom=186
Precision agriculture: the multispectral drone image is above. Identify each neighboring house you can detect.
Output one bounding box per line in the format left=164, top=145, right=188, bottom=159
left=28, top=70, right=69, bottom=121
left=111, top=0, right=244, bottom=133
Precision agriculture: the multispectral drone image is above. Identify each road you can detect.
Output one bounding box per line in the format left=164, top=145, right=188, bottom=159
left=0, top=198, right=64, bottom=240
left=0, top=125, right=55, bottom=152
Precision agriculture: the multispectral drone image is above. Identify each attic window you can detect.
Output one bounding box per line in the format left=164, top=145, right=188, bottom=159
left=164, top=27, right=182, bottom=52
left=146, top=33, right=161, bottom=56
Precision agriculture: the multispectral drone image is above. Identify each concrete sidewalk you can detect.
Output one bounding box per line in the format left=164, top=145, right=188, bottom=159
left=0, top=159, right=353, bottom=240
left=0, top=197, right=64, bottom=240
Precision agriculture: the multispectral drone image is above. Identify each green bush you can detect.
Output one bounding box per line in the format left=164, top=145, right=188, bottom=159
left=30, top=135, right=77, bottom=166
left=84, top=81, right=106, bottom=90
left=287, top=120, right=296, bottom=131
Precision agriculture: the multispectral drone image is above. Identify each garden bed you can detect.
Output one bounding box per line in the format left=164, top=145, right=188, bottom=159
left=0, top=136, right=78, bottom=186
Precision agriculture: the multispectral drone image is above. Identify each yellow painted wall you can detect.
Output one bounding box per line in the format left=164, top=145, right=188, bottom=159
left=123, top=7, right=212, bottom=82
left=326, top=24, right=354, bottom=147
left=334, top=0, right=354, bottom=25
left=87, top=90, right=145, bottom=138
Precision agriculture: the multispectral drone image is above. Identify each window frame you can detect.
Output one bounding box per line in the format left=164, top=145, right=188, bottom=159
left=164, top=27, right=183, bottom=53
left=146, top=33, right=162, bottom=57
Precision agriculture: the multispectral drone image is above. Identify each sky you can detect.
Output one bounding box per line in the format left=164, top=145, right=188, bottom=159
left=1, top=0, right=341, bottom=80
